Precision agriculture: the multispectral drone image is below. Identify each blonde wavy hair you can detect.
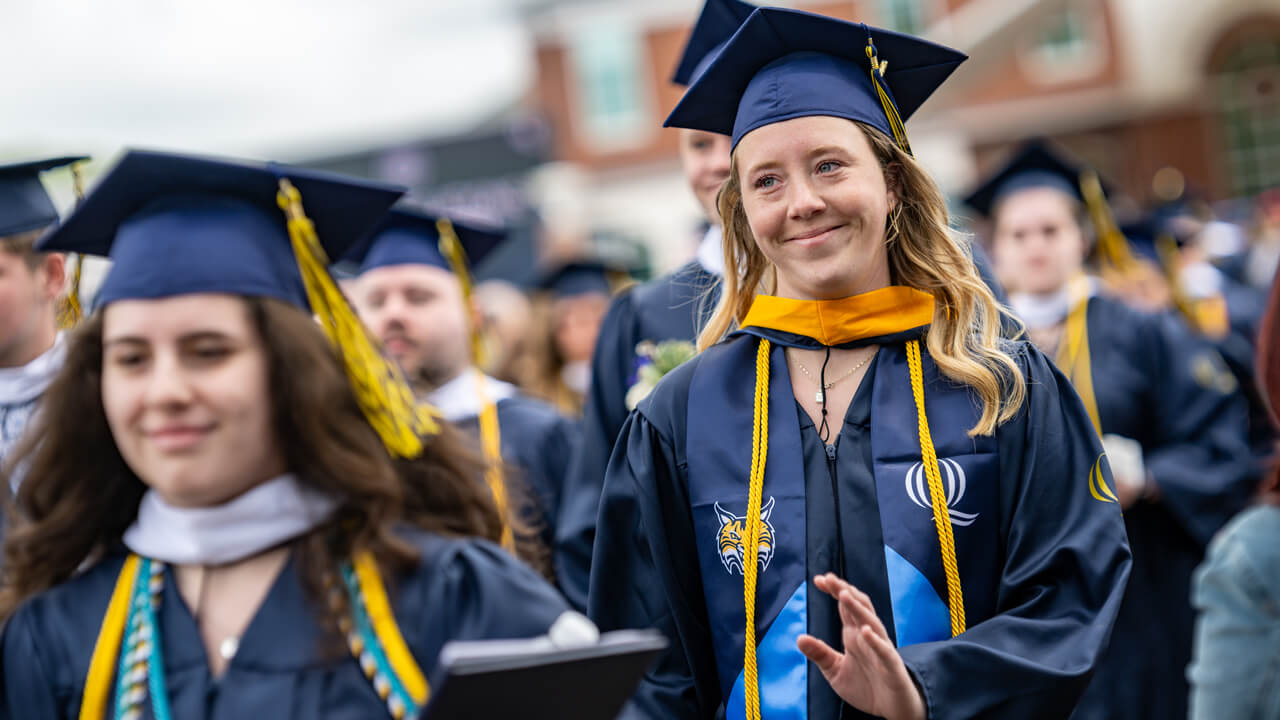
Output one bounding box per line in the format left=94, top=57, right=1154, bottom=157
left=698, top=122, right=1024, bottom=436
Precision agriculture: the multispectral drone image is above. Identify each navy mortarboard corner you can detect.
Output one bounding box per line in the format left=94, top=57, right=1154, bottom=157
left=0, top=156, right=87, bottom=236
left=670, top=0, right=756, bottom=87
left=664, top=7, right=966, bottom=154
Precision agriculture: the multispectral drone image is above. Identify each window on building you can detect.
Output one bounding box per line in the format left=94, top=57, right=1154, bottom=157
left=1214, top=37, right=1280, bottom=197
left=1034, top=6, right=1089, bottom=65
left=568, top=24, right=654, bottom=152
left=1017, top=0, right=1105, bottom=85
left=880, top=0, right=923, bottom=36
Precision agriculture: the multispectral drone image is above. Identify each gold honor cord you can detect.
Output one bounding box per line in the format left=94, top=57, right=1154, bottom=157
left=740, top=337, right=966, bottom=720
left=905, top=340, right=966, bottom=637
left=742, top=338, right=772, bottom=720
left=866, top=37, right=913, bottom=157
left=276, top=180, right=440, bottom=459
left=1054, top=279, right=1104, bottom=438
left=56, top=160, right=90, bottom=329
left=436, top=219, right=514, bottom=550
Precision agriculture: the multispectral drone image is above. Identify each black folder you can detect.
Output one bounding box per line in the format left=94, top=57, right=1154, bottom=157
left=420, top=629, right=667, bottom=720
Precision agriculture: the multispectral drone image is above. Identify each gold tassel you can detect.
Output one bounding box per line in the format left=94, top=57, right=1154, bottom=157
left=434, top=218, right=486, bottom=367
left=866, top=37, right=913, bottom=157
left=56, top=160, right=89, bottom=329
left=276, top=179, right=440, bottom=458
left=1079, top=170, right=1138, bottom=276
left=434, top=217, right=514, bottom=549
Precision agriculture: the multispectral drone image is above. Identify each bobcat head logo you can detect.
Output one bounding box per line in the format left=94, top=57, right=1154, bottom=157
left=713, top=497, right=776, bottom=576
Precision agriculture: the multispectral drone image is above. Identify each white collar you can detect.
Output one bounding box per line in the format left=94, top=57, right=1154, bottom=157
left=1009, top=275, right=1097, bottom=330
left=123, top=474, right=338, bottom=566
left=425, top=368, right=517, bottom=422
left=0, top=332, right=66, bottom=405
left=695, top=224, right=725, bottom=277
left=1010, top=288, right=1072, bottom=330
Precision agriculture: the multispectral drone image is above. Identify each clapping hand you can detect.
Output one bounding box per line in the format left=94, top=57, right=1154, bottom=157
left=796, top=573, right=926, bottom=720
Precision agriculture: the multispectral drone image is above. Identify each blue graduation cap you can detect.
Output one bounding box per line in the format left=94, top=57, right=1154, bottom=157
left=348, top=207, right=506, bottom=276
left=37, top=149, right=404, bottom=309
left=963, top=140, right=1092, bottom=218
left=664, top=7, right=967, bottom=153
left=671, top=0, right=756, bottom=87
left=38, top=148, right=447, bottom=458
left=537, top=261, right=614, bottom=299
left=0, top=156, right=87, bottom=236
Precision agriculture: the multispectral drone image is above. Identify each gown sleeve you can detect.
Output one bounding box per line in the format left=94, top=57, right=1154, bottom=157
left=555, top=292, right=642, bottom=611
left=1141, top=313, right=1256, bottom=546
left=587, top=407, right=720, bottom=720
left=898, top=347, right=1132, bottom=720
left=421, top=537, right=571, bottom=641
left=1, top=602, right=66, bottom=720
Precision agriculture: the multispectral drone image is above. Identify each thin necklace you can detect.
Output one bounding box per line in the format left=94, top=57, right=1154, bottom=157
left=792, top=348, right=875, bottom=403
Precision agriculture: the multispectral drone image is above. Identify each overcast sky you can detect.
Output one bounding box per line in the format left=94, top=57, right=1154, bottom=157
left=0, top=0, right=534, bottom=166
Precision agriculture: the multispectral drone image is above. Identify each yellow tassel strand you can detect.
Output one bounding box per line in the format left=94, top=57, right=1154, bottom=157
left=276, top=179, right=440, bottom=458
left=742, top=338, right=772, bottom=720
left=435, top=219, right=486, bottom=368
left=56, top=160, right=89, bottom=329
left=79, top=555, right=141, bottom=720
left=905, top=340, right=966, bottom=637
left=476, top=369, right=515, bottom=551
left=1079, top=170, right=1138, bottom=277
left=866, top=38, right=913, bottom=157
left=435, top=217, right=514, bottom=550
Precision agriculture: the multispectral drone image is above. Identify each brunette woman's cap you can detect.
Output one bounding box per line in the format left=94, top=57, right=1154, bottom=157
left=35, top=149, right=404, bottom=309
left=671, top=0, right=756, bottom=87
left=663, top=6, right=966, bottom=150
left=963, top=140, right=1108, bottom=218
left=345, top=205, right=507, bottom=276
left=0, top=156, right=87, bottom=236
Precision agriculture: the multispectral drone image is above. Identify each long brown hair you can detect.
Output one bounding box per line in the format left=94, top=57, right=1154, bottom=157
left=0, top=297, right=503, bottom=625
left=699, top=122, right=1024, bottom=436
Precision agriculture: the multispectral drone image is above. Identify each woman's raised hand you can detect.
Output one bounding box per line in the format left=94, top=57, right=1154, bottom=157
left=796, top=573, right=926, bottom=720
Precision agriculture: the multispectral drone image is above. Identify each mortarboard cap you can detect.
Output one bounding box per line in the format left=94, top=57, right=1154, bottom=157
left=39, top=149, right=444, bottom=459
left=536, top=260, right=614, bottom=299
left=350, top=207, right=506, bottom=276
left=0, top=156, right=87, bottom=237
left=671, top=0, right=756, bottom=87
left=964, top=140, right=1097, bottom=218
left=664, top=7, right=966, bottom=152
left=37, top=149, right=405, bottom=310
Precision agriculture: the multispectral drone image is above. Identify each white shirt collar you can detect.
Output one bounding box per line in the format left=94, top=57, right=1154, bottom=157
left=0, top=332, right=66, bottom=406
left=425, top=368, right=518, bottom=422
left=695, top=224, right=725, bottom=277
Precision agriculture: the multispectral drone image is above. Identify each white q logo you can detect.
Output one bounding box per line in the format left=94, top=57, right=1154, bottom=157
left=905, top=458, right=979, bottom=527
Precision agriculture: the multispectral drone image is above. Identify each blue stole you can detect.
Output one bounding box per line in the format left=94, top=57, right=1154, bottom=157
left=686, top=330, right=1000, bottom=718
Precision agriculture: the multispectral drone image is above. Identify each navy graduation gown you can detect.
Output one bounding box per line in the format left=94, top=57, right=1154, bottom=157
left=454, top=395, right=579, bottom=551
left=555, top=261, right=720, bottom=610
left=0, top=532, right=569, bottom=719
left=588, top=336, right=1129, bottom=719
left=1068, top=295, right=1256, bottom=720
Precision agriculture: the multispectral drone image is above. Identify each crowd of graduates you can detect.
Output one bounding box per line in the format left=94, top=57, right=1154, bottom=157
left=0, top=0, right=1277, bottom=718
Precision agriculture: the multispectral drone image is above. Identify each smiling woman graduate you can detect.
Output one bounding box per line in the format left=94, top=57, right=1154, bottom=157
left=586, top=8, right=1131, bottom=720
left=0, top=150, right=574, bottom=720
